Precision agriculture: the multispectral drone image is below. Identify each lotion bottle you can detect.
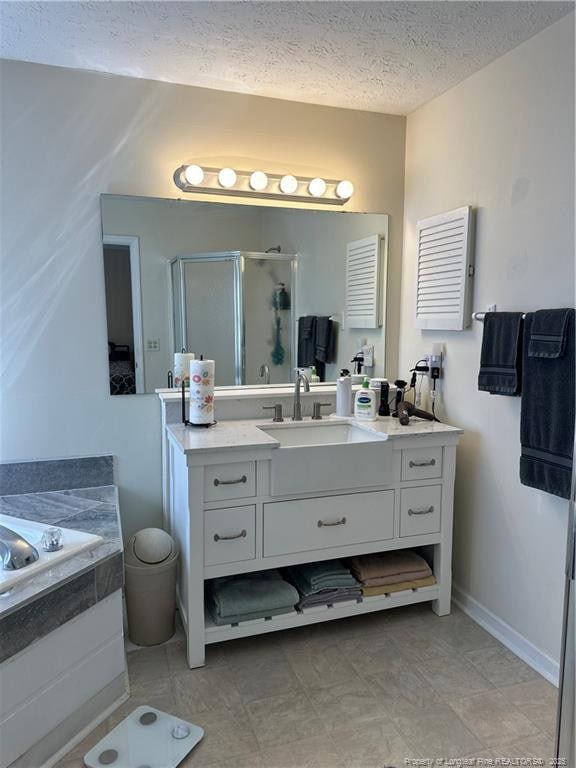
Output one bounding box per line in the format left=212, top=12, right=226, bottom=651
left=354, top=377, right=377, bottom=420
left=336, top=369, right=352, bottom=417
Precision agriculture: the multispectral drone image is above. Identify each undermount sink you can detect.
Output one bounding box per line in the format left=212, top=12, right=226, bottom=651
left=258, top=421, right=381, bottom=447
left=258, top=420, right=393, bottom=496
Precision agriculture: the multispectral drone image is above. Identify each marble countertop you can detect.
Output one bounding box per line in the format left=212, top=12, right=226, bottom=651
left=0, top=485, right=122, bottom=621
left=167, top=415, right=462, bottom=455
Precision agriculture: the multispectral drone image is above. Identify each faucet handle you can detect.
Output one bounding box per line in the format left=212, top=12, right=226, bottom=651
left=263, top=404, right=284, bottom=422
left=312, top=402, right=332, bottom=420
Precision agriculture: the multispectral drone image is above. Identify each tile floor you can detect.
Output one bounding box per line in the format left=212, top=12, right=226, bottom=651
left=56, top=605, right=557, bottom=768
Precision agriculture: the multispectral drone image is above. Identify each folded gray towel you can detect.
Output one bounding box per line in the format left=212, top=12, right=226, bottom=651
left=520, top=309, right=575, bottom=499
left=284, top=561, right=358, bottom=597
left=208, top=570, right=299, bottom=621
left=297, top=587, right=362, bottom=610
left=478, top=312, right=524, bottom=396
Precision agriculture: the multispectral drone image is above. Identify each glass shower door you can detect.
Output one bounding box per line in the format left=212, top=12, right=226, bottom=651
left=243, top=254, right=296, bottom=385
left=180, top=256, right=241, bottom=386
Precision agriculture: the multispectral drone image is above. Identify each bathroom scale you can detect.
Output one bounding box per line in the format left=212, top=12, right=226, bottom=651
left=83, top=705, right=204, bottom=768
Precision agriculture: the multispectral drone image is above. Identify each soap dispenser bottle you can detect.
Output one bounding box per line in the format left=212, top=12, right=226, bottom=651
left=354, top=377, right=377, bottom=420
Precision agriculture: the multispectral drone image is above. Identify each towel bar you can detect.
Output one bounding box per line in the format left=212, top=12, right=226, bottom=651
left=472, top=311, right=527, bottom=322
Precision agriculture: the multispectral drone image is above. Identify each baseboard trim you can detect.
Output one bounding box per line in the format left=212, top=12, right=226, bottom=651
left=452, top=583, right=559, bottom=686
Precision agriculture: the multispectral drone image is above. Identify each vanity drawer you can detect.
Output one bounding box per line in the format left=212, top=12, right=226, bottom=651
left=400, top=485, right=441, bottom=537
left=204, top=505, right=256, bottom=565
left=263, top=490, right=394, bottom=557
left=204, top=462, right=256, bottom=502
left=401, top=447, right=442, bottom=481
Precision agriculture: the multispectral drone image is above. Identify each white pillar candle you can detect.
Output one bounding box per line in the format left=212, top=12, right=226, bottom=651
left=188, top=359, right=215, bottom=424
left=174, top=352, right=195, bottom=388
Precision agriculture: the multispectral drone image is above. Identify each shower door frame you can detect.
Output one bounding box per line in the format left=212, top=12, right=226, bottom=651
left=173, top=252, right=243, bottom=385
left=172, top=251, right=297, bottom=386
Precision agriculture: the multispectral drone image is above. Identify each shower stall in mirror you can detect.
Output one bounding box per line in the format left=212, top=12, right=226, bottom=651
left=170, top=251, right=297, bottom=387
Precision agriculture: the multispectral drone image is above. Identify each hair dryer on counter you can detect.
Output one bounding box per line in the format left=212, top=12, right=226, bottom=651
left=393, top=379, right=437, bottom=425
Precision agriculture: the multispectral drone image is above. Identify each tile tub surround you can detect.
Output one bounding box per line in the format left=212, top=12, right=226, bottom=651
left=0, top=455, right=114, bottom=496
left=53, top=605, right=557, bottom=768
left=0, top=484, right=123, bottom=662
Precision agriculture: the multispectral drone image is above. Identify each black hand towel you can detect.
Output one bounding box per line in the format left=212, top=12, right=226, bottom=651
left=314, top=316, right=334, bottom=363
left=478, top=312, right=524, bottom=395
left=520, top=308, right=575, bottom=499
left=297, top=316, right=317, bottom=367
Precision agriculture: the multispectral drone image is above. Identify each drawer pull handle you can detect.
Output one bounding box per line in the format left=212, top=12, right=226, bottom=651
left=213, top=475, right=247, bottom=487
left=408, top=506, right=435, bottom=516
left=409, top=459, right=436, bottom=468
left=317, top=517, right=347, bottom=528
left=214, top=530, right=247, bottom=542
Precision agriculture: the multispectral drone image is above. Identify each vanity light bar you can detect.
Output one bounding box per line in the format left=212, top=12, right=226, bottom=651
left=173, top=165, right=354, bottom=205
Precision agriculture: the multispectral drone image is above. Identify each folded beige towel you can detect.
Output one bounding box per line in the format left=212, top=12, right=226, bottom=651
left=362, top=567, right=432, bottom=588
left=348, top=551, right=431, bottom=583
left=362, top=574, right=437, bottom=597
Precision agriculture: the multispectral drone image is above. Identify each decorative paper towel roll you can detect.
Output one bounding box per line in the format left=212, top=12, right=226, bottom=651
left=174, top=352, right=195, bottom=388
left=188, top=359, right=215, bottom=424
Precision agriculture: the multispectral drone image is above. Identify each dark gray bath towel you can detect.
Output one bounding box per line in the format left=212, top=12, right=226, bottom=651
left=520, top=308, right=575, bottom=499
left=297, top=315, right=334, bottom=380
left=478, top=312, right=524, bottom=395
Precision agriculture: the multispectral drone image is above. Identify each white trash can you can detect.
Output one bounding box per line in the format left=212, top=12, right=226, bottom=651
left=124, top=528, right=179, bottom=646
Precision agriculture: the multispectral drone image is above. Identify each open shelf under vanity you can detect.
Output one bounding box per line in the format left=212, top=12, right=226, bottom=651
left=203, top=581, right=440, bottom=644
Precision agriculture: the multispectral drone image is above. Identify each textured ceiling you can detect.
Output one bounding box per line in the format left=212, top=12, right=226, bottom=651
left=0, top=1, right=572, bottom=114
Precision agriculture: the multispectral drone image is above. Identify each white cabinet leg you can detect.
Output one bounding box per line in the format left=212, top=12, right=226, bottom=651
left=432, top=541, right=452, bottom=616
left=186, top=624, right=206, bottom=668
left=186, top=465, right=206, bottom=668
left=433, top=444, right=456, bottom=617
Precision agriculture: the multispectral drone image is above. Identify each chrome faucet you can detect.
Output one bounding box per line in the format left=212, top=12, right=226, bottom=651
left=0, top=524, right=40, bottom=571
left=292, top=371, right=310, bottom=421
left=259, top=364, right=271, bottom=385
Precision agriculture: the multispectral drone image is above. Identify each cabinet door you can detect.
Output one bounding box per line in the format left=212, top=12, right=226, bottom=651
left=263, top=490, right=394, bottom=557
left=204, top=505, right=256, bottom=566
left=204, top=462, right=256, bottom=502
left=402, top=447, right=443, bottom=481
left=400, top=486, right=442, bottom=537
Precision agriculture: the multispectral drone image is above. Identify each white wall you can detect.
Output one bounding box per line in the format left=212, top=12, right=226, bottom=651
left=399, top=16, right=575, bottom=664
left=0, top=61, right=405, bottom=539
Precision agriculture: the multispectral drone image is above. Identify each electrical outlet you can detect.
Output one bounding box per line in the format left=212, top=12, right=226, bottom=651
left=361, top=345, right=374, bottom=368
left=426, top=343, right=443, bottom=379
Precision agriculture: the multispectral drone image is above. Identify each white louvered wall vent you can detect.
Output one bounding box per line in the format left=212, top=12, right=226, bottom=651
left=345, top=234, right=384, bottom=329
left=415, top=206, right=475, bottom=331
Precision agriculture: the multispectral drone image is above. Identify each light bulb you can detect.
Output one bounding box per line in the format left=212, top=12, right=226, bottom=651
left=249, top=171, right=268, bottom=191
left=183, top=165, right=204, bottom=186
left=336, top=180, right=354, bottom=199
left=218, top=167, right=237, bottom=188
left=279, top=175, right=298, bottom=194
left=308, top=177, right=327, bottom=197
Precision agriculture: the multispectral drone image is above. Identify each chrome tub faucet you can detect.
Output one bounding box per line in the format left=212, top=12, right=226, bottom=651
left=0, top=524, right=40, bottom=570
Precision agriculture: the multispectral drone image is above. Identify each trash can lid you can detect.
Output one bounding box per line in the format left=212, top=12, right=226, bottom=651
left=127, top=528, right=174, bottom=565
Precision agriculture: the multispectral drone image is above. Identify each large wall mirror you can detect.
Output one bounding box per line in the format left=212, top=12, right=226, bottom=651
left=101, top=195, right=389, bottom=394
